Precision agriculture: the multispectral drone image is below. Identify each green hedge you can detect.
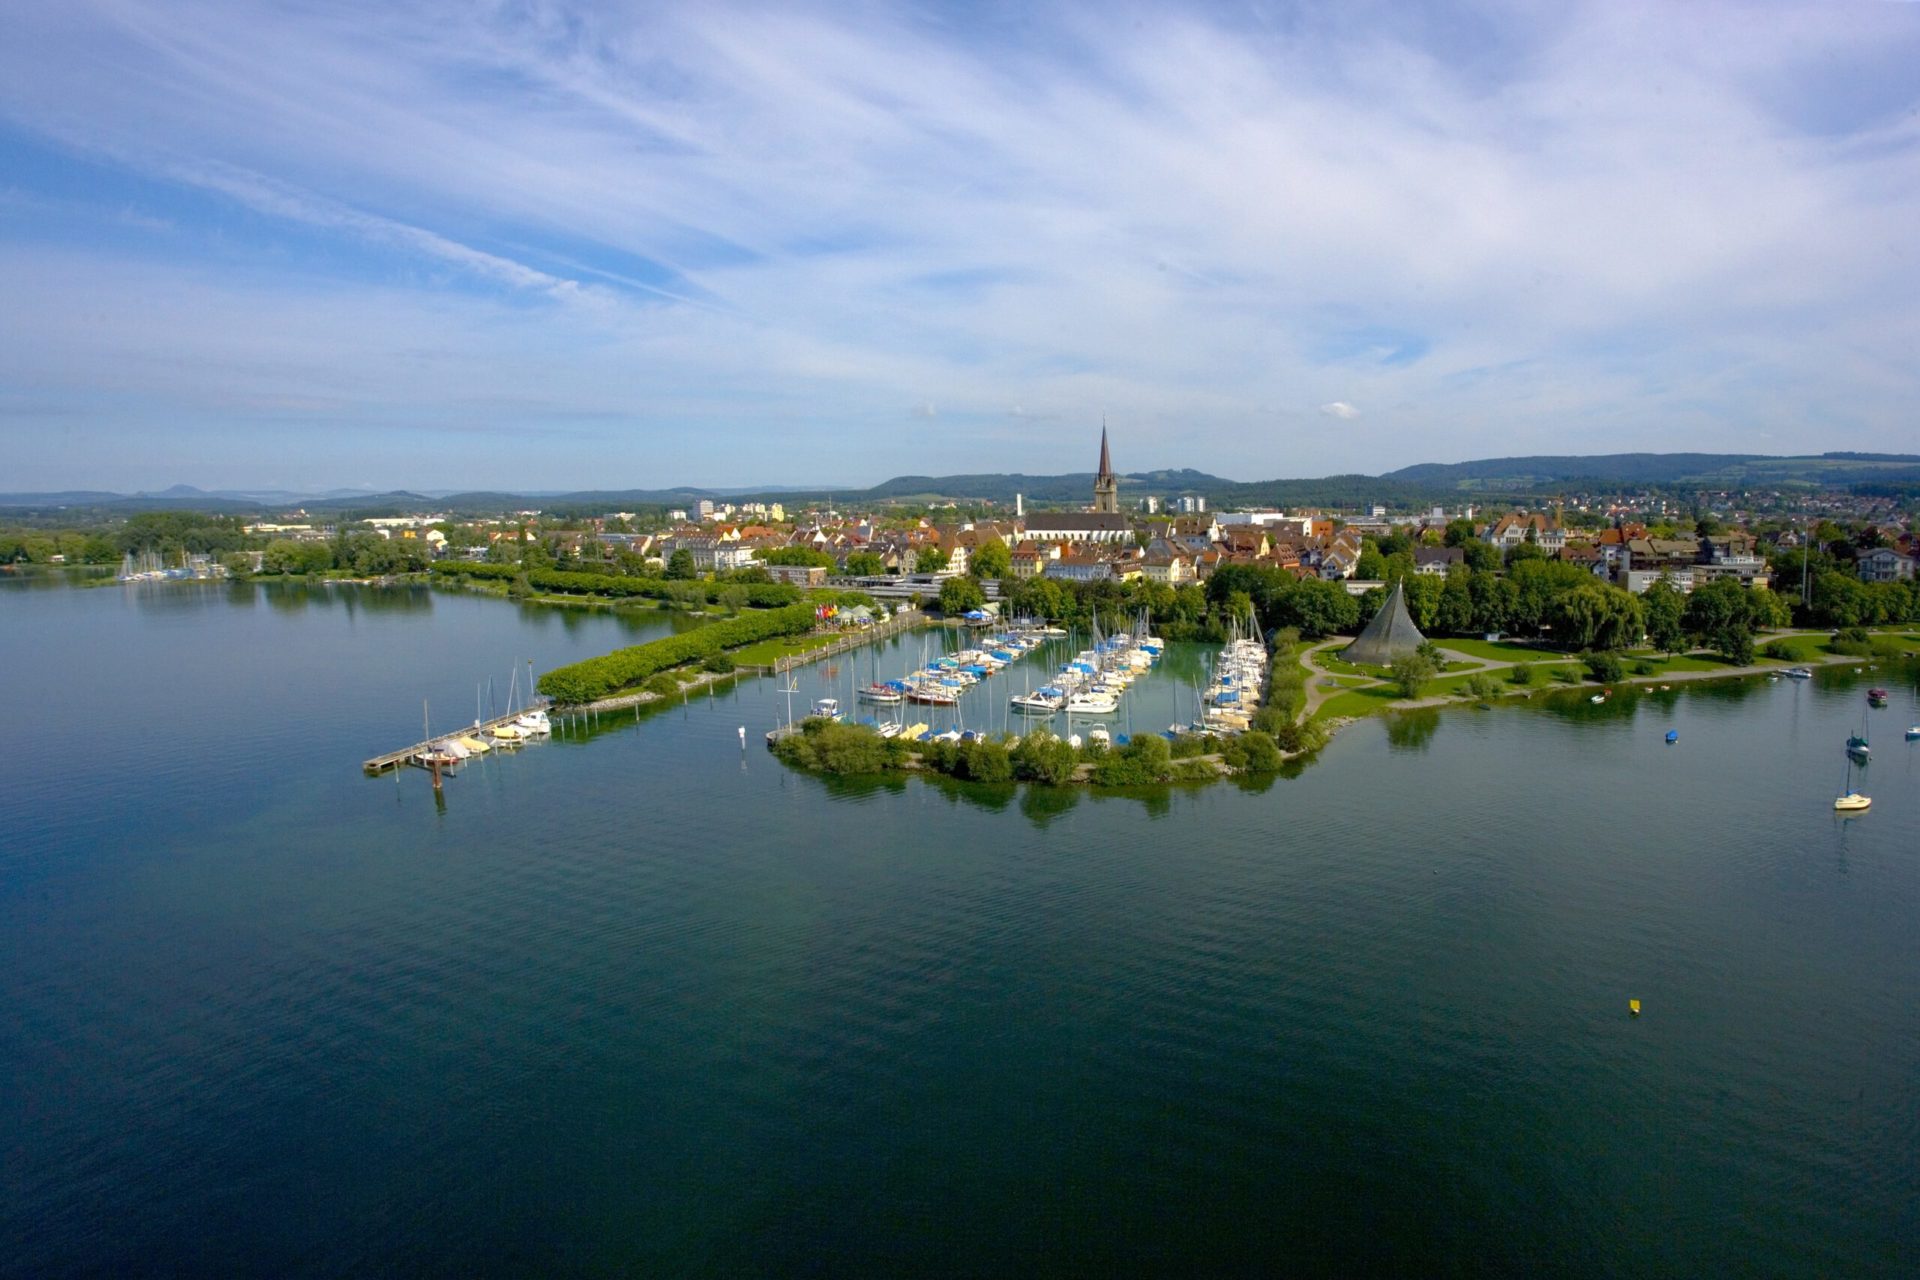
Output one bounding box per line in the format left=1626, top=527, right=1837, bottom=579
left=430, top=561, right=800, bottom=608
left=537, top=603, right=818, bottom=704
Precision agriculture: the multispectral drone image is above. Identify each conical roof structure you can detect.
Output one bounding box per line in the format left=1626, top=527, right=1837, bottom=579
left=1343, top=579, right=1426, bottom=665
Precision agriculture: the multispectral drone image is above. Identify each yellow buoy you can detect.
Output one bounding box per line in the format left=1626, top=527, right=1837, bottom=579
left=1629, top=999, right=1641, bottom=1016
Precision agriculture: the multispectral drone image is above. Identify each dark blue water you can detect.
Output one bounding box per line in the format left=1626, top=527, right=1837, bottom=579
left=4, top=578, right=1917, bottom=1276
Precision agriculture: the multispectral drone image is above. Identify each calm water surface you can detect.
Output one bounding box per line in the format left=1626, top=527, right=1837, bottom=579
left=3, top=578, right=1917, bottom=1276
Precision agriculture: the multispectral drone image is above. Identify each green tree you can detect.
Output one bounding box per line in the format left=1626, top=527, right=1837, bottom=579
left=1273, top=578, right=1361, bottom=638
left=1389, top=650, right=1439, bottom=698
left=664, top=548, right=697, bottom=580
left=1461, top=540, right=1501, bottom=573
left=1642, top=580, right=1687, bottom=654
left=938, top=575, right=986, bottom=615
left=844, top=550, right=886, bottom=576
left=1684, top=578, right=1762, bottom=663
left=760, top=546, right=834, bottom=568
left=914, top=546, right=949, bottom=574
left=969, top=539, right=1011, bottom=579
left=1435, top=571, right=1474, bottom=634
left=1550, top=583, right=1644, bottom=652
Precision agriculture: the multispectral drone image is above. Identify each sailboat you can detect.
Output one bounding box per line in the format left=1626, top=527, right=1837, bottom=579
left=1835, top=756, right=1871, bottom=811
left=1846, top=717, right=1870, bottom=763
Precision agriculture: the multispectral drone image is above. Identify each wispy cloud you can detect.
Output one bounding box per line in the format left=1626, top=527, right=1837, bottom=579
left=0, top=0, right=1917, bottom=488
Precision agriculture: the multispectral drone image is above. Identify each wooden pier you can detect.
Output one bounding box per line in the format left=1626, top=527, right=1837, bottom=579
left=361, top=699, right=551, bottom=774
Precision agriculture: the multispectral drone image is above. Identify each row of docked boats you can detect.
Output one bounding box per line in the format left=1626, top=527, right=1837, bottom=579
left=855, top=626, right=1061, bottom=708
left=416, top=708, right=551, bottom=766
left=1190, top=616, right=1269, bottom=734
left=1010, top=614, right=1163, bottom=719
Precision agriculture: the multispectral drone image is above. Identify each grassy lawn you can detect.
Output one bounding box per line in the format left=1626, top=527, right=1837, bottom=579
left=1315, top=687, right=1405, bottom=719
left=731, top=631, right=844, bottom=667
left=1622, top=651, right=1750, bottom=674
left=1315, top=653, right=1392, bottom=679
left=1434, top=638, right=1567, bottom=662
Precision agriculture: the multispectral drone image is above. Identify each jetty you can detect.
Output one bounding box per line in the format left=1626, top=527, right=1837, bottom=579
left=361, top=699, right=551, bottom=774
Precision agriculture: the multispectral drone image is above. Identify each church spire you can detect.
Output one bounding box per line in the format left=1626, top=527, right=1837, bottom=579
left=1092, top=421, right=1119, bottom=514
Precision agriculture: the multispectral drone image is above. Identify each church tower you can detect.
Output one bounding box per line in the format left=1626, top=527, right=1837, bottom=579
left=1092, top=424, right=1119, bottom=514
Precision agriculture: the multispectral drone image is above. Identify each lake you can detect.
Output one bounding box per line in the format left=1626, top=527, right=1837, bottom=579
left=3, top=577, right=1916, bottom=1276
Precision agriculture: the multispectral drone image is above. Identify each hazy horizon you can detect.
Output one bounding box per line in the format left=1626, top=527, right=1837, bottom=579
left=5, top=1, right=1918, bottom=491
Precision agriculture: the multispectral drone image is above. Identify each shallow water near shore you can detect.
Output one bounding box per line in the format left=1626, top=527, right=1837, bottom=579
left=4, top=578, right=1918, bottom=1275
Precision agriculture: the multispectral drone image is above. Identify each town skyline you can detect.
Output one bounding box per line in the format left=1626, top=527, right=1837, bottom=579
left=5, top=2, right=1919, bottom=492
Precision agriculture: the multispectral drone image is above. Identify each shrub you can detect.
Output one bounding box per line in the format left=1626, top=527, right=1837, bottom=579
left=1168, top=733, right=1212, bottom=759
left=1221, top=731, right=1283, bottom=774
left=702, top=652, right=736, bottom=673
left=1632, top=659, right=1657, bottom=676
left=1464, top=673, right=1501, bottom=700
left=643, top=673, right=680, bottom=697
left=1090, top=733, right=1173, bottom=786
left=1271, top=717, right=1330, bottom=754
left=774, top=719, right=894, bottom=775
left=959, top=738, right=1014, bottom=783
left=1250, top=705, right=1291, bottom=736
left=1012, top=729, right=1078, bottom=785
left=1508, top=662, right=1535, bottom=686
left=1581, top=650, right=1625, bottom=683
left=1553, top=666, right=1582, bottom=684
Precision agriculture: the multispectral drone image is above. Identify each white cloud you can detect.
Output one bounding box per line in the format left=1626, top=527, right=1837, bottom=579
left=0, top=0, right=1917, bottom=487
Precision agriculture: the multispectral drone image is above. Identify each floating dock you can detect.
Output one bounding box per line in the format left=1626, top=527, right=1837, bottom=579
left=362, top=700, right=551, bottom=774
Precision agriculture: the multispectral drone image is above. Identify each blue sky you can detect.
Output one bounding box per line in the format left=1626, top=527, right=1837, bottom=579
left=2, top=0, right=1917, bottom=492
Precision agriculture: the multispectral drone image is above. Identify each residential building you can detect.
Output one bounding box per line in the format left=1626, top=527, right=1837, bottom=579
left=1858, top=547, right=1916, bottom=582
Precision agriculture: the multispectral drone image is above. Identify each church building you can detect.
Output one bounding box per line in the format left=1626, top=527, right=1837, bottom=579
left=1017, top=425, right=1133, bottom=543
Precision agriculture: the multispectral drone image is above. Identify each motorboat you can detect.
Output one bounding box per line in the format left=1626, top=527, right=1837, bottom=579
left=1010, top=687, right=1066, bottom=715
left=1904, top=725, right=1920, bottom=741
left=1783, top=667, right=1814, bottom=679
left=1867, top=688, right=1889, bottom=707
left=810, top=698, right=842, bottom=721
left=515, top=709, right=552, bottom=735
left=1834, top=791, right=1872, bottom=812
left=1086, top=725, right=1111, bottom=748
left=459, top=734, right=492, bottom=754
left=857, top=681, right=906, bottom=704
left=1066, top=690, right=1119, bottom=715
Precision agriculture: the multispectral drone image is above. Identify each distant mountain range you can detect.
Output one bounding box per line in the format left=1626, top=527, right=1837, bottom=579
left=5, top=452, right=1918, bottom=516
